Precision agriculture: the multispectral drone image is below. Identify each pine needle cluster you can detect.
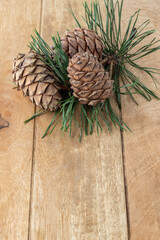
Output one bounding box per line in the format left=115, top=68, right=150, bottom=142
left=25, top=0, right=160, bottom=141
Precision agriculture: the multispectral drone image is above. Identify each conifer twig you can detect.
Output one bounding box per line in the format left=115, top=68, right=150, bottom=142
left=24, top=0, right=160, bottom=141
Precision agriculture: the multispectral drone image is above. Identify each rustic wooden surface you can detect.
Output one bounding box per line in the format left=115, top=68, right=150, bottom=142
left=0, top=1, right=41, bottom=239
left=122, top=1, right=160, bottom=239
left=0, top=0, right=159, bottom=239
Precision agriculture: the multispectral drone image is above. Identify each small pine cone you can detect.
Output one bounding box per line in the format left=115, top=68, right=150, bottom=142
left=61, top=27, right=103, bottom=60
left=67, top=52, right=114, bottom=106
left=12, top=51, right=62, bottom=111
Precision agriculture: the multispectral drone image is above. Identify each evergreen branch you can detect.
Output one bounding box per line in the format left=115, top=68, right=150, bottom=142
left=29, top=30, right=69, bottom=85
left=24, top=0, right=160, bottom=141
left=72, top=0, right=160, bottom=107
left=25, top=96, right=129, bottom=141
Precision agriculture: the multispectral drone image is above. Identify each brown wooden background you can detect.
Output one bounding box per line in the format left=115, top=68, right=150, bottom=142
left=0, top=0, right=160, bottom=239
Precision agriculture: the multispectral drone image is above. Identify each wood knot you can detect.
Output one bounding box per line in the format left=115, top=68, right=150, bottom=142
left=0, top=114, right=9, bottom=129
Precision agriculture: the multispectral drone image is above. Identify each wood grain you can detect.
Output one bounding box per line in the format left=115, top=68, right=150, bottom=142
left=121, top=0, right=160, bottom=239
left=28, top=0, right=128, bottom=239
left=1, top=0, right=159, bottom=239
left=0, top=1, right=41, bottom=239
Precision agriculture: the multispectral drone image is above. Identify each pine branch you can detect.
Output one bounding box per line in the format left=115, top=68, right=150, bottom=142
left=29, top=30, right=69, bottom=86
left=24, top=0, right=160, bottom=141
left=69, top=0, right=160, bottom=108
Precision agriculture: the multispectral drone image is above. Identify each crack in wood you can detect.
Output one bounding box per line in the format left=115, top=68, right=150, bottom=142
left=0, top=114, right=9, bottom=129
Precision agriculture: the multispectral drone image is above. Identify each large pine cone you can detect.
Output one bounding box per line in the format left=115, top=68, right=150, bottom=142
left=67, top=52, right=114, bottom=106
left=61, top=27, right=103, bottom=60
left=12, top=51, right=62, bottom=111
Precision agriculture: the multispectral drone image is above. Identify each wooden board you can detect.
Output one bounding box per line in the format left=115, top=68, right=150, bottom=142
left=0, top=1, right=41, bottom=239
left=28, top=0, right=128, bottom=239
left=121, top=0, right=160, bottom=239
left=1, top=0, right=160, bottom=239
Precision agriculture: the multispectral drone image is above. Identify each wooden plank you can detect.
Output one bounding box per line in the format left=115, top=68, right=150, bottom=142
left=29, top=0, right=128, bottom=239
left=121, top=0, right=160, bottom=239
left=0, top=1, right=41, bottom=239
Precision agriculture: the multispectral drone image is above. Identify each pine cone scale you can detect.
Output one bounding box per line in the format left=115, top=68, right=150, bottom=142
left=81, top=72, right=97, bottom=82
left=74, top=71, right=86, bottom=80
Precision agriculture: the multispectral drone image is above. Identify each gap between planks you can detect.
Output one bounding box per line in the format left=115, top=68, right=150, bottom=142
left=120, top=106, right=130, bottom=239
left=27, top=0, right=44, bottom=239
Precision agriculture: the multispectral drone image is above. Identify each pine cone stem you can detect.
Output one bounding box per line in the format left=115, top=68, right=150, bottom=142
left=100, top=56, right=115, bottom=78
left=101, top=57, right=109, bottom=65
left=60, top=85, right=70, bottom=91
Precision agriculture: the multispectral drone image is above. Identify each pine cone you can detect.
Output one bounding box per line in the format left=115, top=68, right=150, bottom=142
left=12, top=51, right=62, bottom=111
left=67, top=52, right=114, bottom=106
left=61, top=27, right=103, bottom=60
